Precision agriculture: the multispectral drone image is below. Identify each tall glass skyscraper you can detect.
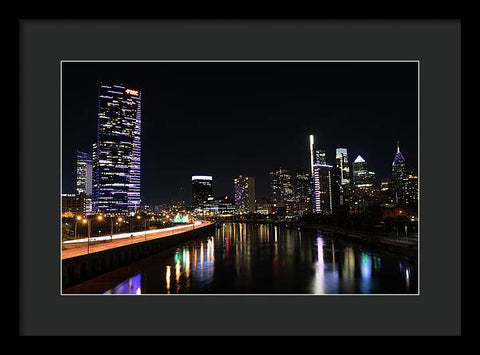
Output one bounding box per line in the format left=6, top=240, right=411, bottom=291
left=293, top=169, right=311, bottom=215
left=75, top=150, right=92, bottom=195
left=351, top=155, right=377, bottom=208
left=314, top=149, right=327, bottom=166
left=312, top=165, right=333, bottom=214
left=352, top=155, right=369, bottom=186
left=92, top=83, right=142, bottom=216
left=234, top=175, right=256, bottom=214
left=392, top=141, right=406, bottom=203
left=334, top=148, right=350, bottom=208
left=335, top=148, right=350, bottom=185
left=309, top=135, right=332, bottom=214
left=192, top=175, right=213, bottom=208
left=269, top=167, right=295, bottom=215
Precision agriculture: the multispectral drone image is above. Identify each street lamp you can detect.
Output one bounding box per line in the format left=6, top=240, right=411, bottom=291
left=82, top=218, right=91, bottom=254
left=84, top=215, right=104, bottom=254
left=137, top=214, right=149, bottom=241
left=108, top=216, right=124, bottom=242
left=96, top=215, right=104, bottom=242
left=117, top=217, right=123, bottom=234
left=74, top=215, right=82, bottom=239
left=110, top=216, right=114, bottom=242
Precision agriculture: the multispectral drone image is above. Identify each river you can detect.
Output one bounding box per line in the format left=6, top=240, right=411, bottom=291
left=63, top=223, right=418, bottom=294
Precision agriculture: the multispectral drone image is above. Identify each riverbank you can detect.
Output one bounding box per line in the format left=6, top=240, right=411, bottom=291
left=274, top=221, right=418, bottom=259
left=226, top=219, right=418, bottom=259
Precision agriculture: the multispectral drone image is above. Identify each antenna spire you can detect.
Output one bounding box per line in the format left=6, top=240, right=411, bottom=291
left=397, top=141, right=400, bottom=154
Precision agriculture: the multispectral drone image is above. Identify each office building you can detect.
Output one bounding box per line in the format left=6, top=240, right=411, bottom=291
left=217, top=196, right=236, bottom=215
left=62, top=192, right=86, bottom=217
left=331, top=166, right=342, bottom=210
left=379, top=178, right=397, bottom=207
left=309, top=135, right=333, bottom=214
left=270, top=167, right=295, bottom=215
left=314, top=148, right=327, bottom=165
left=75, top=151, right=92, bottom=195
left=335, top=148, right=350, bottom=185
left=351, top=155, right=377, bottom=209
left=293, top=169, right=311, bottom=215
left=203, top=196, right=217, bottom=214
left=392, top=141, right=407, bottom=203
left=202, top=196, right=235, bottom=215
left=352, top=155, right=369, bottom=186
left=333, top=149, right=351, bottom=209
left=92, top=83, right=142, bottom=216
left=192, top=175, right=213, bottom=208
left=312, top=164, right=333, bottom=214
left=404, top=173, right=418, bottom=206
left=234, top=175, right=256, bottom=214
left=255, top=198, right=274, bottom=215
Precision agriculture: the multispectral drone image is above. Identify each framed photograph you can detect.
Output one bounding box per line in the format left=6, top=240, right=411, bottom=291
left=20, top=19, right=461, bottom=336
left=60, top=60, right=419, bottom=296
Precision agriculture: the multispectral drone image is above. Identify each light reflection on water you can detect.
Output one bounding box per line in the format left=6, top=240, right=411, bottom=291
left=94, top=223, right=416, bottom=295
left=104, top=273, right=142, bottom=295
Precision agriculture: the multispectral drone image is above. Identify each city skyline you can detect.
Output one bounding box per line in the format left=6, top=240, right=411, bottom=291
left=62, top=62, right=418, bottom=205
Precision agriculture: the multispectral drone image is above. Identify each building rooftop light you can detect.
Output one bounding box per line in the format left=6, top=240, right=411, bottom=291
left=354, top=155, right=365, bottom=163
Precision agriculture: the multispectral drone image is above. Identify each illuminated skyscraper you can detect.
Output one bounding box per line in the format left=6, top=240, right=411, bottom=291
left=404, top=173, right=418, bottom=206
left=312, top=164, right=333, bottom=214
left=309, top=135, right=315, bottom=175
left=192, top=175, right=213, bottom=208
left=270, top=167, right=295, bottom=215
left=309, top=134, right=332, bottom=214
left=351, top=155, right=377, bottom=209
left=75, top=150, right=92, bottom=195
left=92, top=83, right=142, bottom=216
left=334, top=148, right=350, bottom=208
left=314, top=149, right=327, bottom=165
left=379, top=178, right=396, bottom=207
left=392, top=141, right=407, bottom=203
left=335, top=148, right=350, bottom=185
left=234, top=175, right=256, bottom=214
left=293, top=169, right=311, bottom=215
left=331, top=166, right=343, bottom=210
left=352, top=155, right=369, bottom=186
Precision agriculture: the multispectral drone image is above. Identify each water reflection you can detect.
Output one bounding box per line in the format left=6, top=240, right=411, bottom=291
left=104, top=273, right=142, bottom=294
left=165, top=265, right=171, bottom=294
left=360, top=252, right=372, bottom=293
left=78, top=223, right=417, bottom=295
left=399, top=261, right=412, bottom=290
left=312, top=237, right=325, bottom=294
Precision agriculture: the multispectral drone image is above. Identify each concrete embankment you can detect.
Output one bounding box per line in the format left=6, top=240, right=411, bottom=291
left=62, top=223, right=215, bottom=290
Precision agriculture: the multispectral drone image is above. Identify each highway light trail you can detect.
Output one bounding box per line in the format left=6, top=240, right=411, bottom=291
left=63, top=220, right=203, bottom=244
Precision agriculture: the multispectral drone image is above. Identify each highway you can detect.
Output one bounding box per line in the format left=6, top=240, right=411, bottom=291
left=61, top=220, right=212, bottom=260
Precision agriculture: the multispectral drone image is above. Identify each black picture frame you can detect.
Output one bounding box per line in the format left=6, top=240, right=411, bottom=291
left=19, top=19, right=461, bottom=336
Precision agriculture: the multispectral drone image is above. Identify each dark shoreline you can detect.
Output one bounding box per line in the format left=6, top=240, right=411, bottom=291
left=225, top=219, right=418, bottom=260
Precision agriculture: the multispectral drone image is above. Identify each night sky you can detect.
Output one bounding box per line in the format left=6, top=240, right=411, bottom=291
left=62, top=61, right=418, bottom=206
